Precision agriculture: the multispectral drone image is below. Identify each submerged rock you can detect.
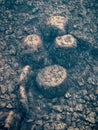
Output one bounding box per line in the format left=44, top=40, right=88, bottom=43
left=20, top=34, right=51, bottom=69
left=36, top=65, right=69, bottom=98
left=49, top=34, right=78, bottom=68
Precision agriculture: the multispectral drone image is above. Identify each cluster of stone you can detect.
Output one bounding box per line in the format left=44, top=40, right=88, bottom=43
left=1, top=14, right=97, bottom=130
left=19, top=15, right=79, bottom=99
left=0, top=18, right=80, bottom=126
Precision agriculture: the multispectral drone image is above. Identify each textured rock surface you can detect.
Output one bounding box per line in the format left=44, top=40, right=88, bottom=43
left=36, top=65, right=68, bottom=98
left=0, top=0, right=97, bottom=130
left=49, top=34, right=78, bottom=68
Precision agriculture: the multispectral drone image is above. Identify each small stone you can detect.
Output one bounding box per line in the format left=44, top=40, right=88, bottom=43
left=65, top=92, right=71, bottom=98
left=73, top=112, right=79, bottom=118
left=78, top=78, right=85, bottom=86
left=86, top=116, right=95, bottom=124
left=74, top=128, right=79, bottom=130
left=4, top=111, right=16, bottom=129
left=89, top=94, right=96, bottom=101
left=56, top=114, right=62, bottom=121
left=43, top=123, right=54, bottom=130
left=86, top=112, right=96, bottom=123
left=6, top=103, right=13, bottom=109
left=68, top=126, right=75, bottom=130
left=52, top=105, right=63, bottom=113
left=0, top=85, right=7, bottom=94
left=85, top=126, right=92, bottom=130
left=54, top=122, right=67, bottom=130
left=0, top=101, right=6, bottom=108
left=77, top=98, right=85, bottom=104
left=19, top=85, right=29, bottom=113
left=19, top=65, right=31, bottom=85
left=47, top=103, right=53, bottom=107
left=75, top=104, right=83, bottom=112
left=87, top=74, right=98, bottom=85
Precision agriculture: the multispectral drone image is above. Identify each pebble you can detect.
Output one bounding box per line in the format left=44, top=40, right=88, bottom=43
left=0, top=101, right=6, bottom=108
left=52, top=105, right=63, bottom=113
left=19, top=65, right=31, bottom=85
left=6, top=103, right=13, bottom=109
left=54, top=122, right=67, bottom=130
left=19, top=85, right=29, bottom=113
left=77, top=78, right=85, bottom=86
left=75, top=104, right=83, bottom=112
left=86, top=112, right=96, bottom=123
left=43, top=123, right=54, bottom=130
left=0, top=85, right=7, bottom=94
left=65, top=92, right=71, bottom=98
left=56, top=114, right=62, bottom=121
left=87, top=74, right=98, bottom=85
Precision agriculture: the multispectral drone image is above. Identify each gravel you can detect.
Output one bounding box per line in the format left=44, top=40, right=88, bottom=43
left=0, top=0, right=97, bottom=130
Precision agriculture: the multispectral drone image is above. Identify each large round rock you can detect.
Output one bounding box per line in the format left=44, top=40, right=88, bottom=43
left=49, top=34, right=78, bottom=68
left=36, top=65, right=69, bottom=98
left=20, top=34, right=51, bottom=69
left=23, top=34, right=43, bottom=51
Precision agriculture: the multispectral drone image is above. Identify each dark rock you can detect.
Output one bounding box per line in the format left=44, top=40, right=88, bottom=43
left=36, top=65, right=69, bottom=98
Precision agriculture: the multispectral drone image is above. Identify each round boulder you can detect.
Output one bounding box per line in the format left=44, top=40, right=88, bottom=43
left=49, top=34, right=78, bottom=68
left=23, top=34, right=43, bottom=51
left=36, top=65, right=69, bottom=98
left=20, top=34, right=50, bottom=69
